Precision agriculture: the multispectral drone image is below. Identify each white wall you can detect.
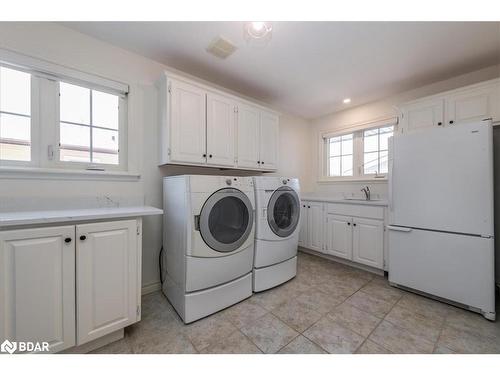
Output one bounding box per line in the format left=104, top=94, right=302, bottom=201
left=309, top=64, right=500, bottom=198
left=0, top=22, right=311, bottom=289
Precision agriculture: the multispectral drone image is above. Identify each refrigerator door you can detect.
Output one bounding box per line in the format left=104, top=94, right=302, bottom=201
left=388, top=226, right=495, bottom=316
left=389, top=120, right=494, bottom=236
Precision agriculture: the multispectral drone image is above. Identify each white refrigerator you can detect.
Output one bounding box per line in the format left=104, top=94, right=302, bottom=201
left=388, top=120, right=496, bottom=320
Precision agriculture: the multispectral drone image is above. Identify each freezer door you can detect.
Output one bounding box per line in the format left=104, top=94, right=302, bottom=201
left=389, top=121, right=493, bottom=236
left=388, top=226, right=495, bottom=315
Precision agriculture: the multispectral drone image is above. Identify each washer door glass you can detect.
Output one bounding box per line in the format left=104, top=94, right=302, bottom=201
left=267, top=187, right=300, bottom=238
left=199, top=188, right=254, bottom=253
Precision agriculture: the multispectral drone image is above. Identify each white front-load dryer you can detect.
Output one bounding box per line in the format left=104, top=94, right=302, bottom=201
left=162, top=175, right=255, bottom=323
left=252, top=176, right=301, bottom=292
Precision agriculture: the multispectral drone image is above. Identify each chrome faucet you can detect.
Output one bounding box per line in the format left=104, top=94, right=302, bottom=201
left=361, top=186, right=371, bottom=201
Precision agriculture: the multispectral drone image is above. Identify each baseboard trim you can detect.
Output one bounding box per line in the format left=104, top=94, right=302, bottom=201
left=298, top=247, right=384, bottom=276
left=142, top=281, right=161, bottom=295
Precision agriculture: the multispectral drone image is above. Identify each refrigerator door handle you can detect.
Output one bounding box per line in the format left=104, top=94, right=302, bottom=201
left=387, top=225, right=412, bottom=232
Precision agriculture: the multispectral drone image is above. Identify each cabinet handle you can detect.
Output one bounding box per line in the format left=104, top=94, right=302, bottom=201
left=64, top=237, right=72, bottom=243
left=449, top=120, right=454, bottom=124
left=437, top=122, right=442, bottom=126
left=80, top=235, right=87, bottom=241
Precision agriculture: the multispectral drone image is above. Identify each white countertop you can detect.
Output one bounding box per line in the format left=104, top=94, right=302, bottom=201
left=0, top=206, right=163, bottom=228
left=301, top=194, right=388, bottom=206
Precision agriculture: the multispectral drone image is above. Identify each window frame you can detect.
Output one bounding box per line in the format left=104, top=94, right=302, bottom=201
left=319, top=120, right=397, bottom=182
left=0, top=50, right=130, bottom=175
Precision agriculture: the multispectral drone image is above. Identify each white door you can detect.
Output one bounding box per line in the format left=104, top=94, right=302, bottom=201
left=446, top=85, right=499, bottom=125
left=298, top=202, right=308, bottom=247
left=0, top=226, right=75, bottom=353
left=400, top=98, right=444, bottom=134
left=324, top=214, right=352, bottom=259
left=206, top=92, right=236, bottom=167
left=76, top=220, right=139, bottom=345
left=236, top=103, right=260, bottom=169
left=169, top=78, right=207, bottom=164
left=306, top=202, right=323, bottom=252
left=352, top=218, right=383, bottom=269
left=259, top=111, right=279, bottom=170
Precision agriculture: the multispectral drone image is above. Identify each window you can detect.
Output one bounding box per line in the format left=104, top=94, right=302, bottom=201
left=327, top=133, right=353, bottom=177
left=0, top=66, right=31, bottom=162
left=363, top=126, right=393, bottom=175
left=59, top=82, right=120, bottom=165
left=321, top=121, right=396, bottom=180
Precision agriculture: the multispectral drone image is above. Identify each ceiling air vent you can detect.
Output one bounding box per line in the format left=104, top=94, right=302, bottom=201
left=206, top=36, right=237, bottom=59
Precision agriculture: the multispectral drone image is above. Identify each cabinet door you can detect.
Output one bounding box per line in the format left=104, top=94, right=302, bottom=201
left=0, top=226, right=75, bottom=353
left=76, top=220, right=139, bottom=345
left=400, top=99, right=444, bottom=134
left=298, top=202, right=308, bottom=247
left=236, top=103, right=261, bottom=169
left=206, top=92, right=236, bottom=167
left=446, top=85, right=499, bottom=125
left=352, top=218, right=383, bottom=269
left=169, top=78, right=207, bottom=164
left=324, top=214, right=352, bottom=260
left=306, top=202, right=323, bottom=252
left=259, top=111, right=279, bottom=170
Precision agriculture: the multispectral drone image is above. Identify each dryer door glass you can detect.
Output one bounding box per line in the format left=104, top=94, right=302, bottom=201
left=267, top=187, right=300, bottom=238
left=199, top=188, right=254, bottom=253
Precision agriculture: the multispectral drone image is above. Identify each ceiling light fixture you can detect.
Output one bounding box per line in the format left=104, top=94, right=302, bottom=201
left=244, top=22, right=273, bottom=46
left=343, top=98, right=351, bottom=104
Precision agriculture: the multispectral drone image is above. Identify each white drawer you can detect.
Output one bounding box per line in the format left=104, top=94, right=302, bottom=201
left=326, top=203, right=384, bottom=220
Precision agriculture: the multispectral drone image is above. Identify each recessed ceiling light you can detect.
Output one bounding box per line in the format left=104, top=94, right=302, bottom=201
left=343, top=98, right=351, bottom=104
left=244, top=22, right=273, bottom=46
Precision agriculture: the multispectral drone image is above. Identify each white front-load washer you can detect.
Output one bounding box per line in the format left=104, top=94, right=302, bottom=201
left=162, top=175, right=255, bottom=323
left=252, top=176, right=301, bottom=292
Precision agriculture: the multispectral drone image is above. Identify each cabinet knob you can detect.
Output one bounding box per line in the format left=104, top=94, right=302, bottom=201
left=307, top=206, right=310, bottom=208
left=303, top=205, right=306, bottom=207
left=257, top=161, right=260, bottom=164
left=202, top=154, right=206, bottom=158
left=209, top=154, right=213, bottom=158
left=353, top=223, right=357, bottom=226
left=449, top=120, right=454, bottom=124
left=347, top=222, right=351, bottom=226
left=261, top=161, right=264, bottom=165
left=64, top=237, right=72, bottom=243
left=437, top=122, right=442, bottom=126
left=80, top=235, right=87, bottom=241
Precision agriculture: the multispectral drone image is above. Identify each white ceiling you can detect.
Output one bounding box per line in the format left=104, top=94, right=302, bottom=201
left=62, top=22, right=500, bottom=119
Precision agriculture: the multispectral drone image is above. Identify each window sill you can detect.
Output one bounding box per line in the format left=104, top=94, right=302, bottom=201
left=318, top=176, right=388, bottom=184
left=0, top=166, right=140, bottom=181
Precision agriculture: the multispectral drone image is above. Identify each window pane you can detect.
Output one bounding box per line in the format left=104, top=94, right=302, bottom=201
left=0, top=113, right=30, bottom=142
left=341, top=135, right=353, bottom=155
left=0, top=143, right=30, bottom=161
left=329, top=137, right=341, bottom=156
left=364, top=151, right=379, bottom=175
left=60, top=122, right=90, bottom=149
left=379, top=129, right=393, bottom=150
left=329, top=156, right=341, bottom=176
left=364, top=134, right=378, bottom=153
left=92, top=90, right=119, bottom=130
left=60, top=82, right=90, bottom=125
left=0, top=67, right=31, bottom=115
left=92, top=151, right=119, bottom=165
left=60, top=148, right=90, bottom=163
left=341, top=155, right=353, bottom=176
left=379, top=151, right=389, bottom=174
left=364, top=128, right=378, bottom=137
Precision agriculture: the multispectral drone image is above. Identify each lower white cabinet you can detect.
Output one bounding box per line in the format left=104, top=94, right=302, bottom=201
left=0, top=226, right=76, bottom=353
left=299, top=201, right=324, bottom=252
left=352, top=217, right=384, bottom=269
left=324, top=214, right=352, bottom=259
left=76, top=220, right=140, bottom=345
left=299, top=200, right=385, bottom=270
left=0, top=219, right=142, bottom=353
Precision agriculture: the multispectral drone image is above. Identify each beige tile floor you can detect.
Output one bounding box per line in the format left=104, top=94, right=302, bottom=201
left=92, top=252, right=500, bottom=354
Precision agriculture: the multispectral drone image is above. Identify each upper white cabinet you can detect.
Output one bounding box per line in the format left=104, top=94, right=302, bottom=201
left=76, top=220, right=140, bottom=345
left=206, top=92, right=236, bottom=167
left=169, top=79, right=207, bottom=164
left=0, top=226, right=76, bottom=353
left=399, top=79, right=500, bottom=134
left=159, top=73, right=279, bottom=171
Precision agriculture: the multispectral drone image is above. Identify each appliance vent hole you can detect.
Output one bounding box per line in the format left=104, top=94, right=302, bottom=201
left=206, top=36, right=237, bottom=59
